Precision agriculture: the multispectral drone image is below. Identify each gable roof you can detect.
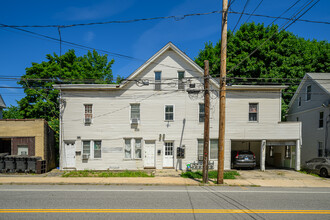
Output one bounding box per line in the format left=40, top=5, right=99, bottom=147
left=288, top=73, right=330, bottom=108
left=121, top=42, right=219, bottom=88
left=54, top=42, right=220, bottom=91
left=0, top=94, right=6, bottom=108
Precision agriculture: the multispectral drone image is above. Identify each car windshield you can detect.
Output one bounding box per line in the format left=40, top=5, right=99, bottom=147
left=239, top=151, right=253, bottom=154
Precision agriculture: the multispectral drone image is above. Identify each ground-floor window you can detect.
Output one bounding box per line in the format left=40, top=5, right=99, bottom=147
left=318, top=142, right=323, bottom=157
left=124, top=138, right=142, bottom=159
left=82, top=140, right=102, bottom=159
left=197, top=139, right=218, bottom=161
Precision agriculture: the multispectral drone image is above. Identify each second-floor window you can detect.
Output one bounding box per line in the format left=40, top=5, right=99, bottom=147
left=298, top=97, right=301, bottom=107
left=130, top=104, right=140, bottom=123
left=178, top=71, right=185, bottom=90
left=319, top=111, right=324, bottom=128
left=155, top=71, right=161, bottom=91
left=199, top=103, right=205, bottom=122
left=165, top=105, right=174, bottom=121
left=84, top=104, right=92, bottom=124
left=249, top=103, right=258, bottom=122
left=306, top=85, right=311, bottom=101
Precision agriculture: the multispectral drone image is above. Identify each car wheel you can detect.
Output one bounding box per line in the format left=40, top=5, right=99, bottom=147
left=320, top=168, right=328, bottom=177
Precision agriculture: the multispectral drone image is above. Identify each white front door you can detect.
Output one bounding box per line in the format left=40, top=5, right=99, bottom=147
left=64, top=142, right=75, bottom=168
left=144, top=140, right=155, bottom=168
left=163, top=142, right=174, bottom=168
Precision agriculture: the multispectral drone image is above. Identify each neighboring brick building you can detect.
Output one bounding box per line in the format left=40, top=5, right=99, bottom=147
left=0, top=119, right=56, bottom=171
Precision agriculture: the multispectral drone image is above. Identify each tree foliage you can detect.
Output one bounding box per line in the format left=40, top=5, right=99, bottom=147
left=3, top=105, right=23, bottom=119
left=195, top=23, right=329, bottom=118
left=15, top=49, right=115, bottom=165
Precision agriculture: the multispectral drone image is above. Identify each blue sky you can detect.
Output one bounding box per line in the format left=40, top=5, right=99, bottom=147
left=0, top=0, right=329, bottom=107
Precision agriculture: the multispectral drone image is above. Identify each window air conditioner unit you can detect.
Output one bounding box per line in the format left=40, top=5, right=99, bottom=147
left=85, top=118, right=92, bottom=124
left=82, top=154, right=89, bottom=160
left=131, top=118, right=139, bottom=124
left=198, top=155, right=204, bottom=161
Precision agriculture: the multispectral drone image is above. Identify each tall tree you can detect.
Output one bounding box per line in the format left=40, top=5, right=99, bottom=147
left=195, top=22, right=329, bottom=118
left=16, top=49, right=115, bottom=165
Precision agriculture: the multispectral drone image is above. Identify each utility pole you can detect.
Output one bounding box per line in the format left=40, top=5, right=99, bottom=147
left=217, top=0, right=228, bottom=184
left=202, top=60, right=210, bottom=184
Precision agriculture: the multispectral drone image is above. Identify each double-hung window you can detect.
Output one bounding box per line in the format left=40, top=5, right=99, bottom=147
left=82, top=140, right=102, bottom=159
left=319, top=112, right=324, bottom=128
left=318, top=142, right=323, bottom=157
left=124, top=138, right=142, bottom=159
left=84, top=104, right=93, bottom=124
left=165, top=105, right=174, bottom=121
left=130, top=104, right=140, bottom=123
left=306, top=85, right=311, bottom=101
left=178, top=71, right=185, bottom=90
left=155, top=71, right=161, bottom=91
left=199, top=103, right=205, bottom=122
left=249, top=103, right=258, bottom=122
left=197, top=139, right=218, bottom=160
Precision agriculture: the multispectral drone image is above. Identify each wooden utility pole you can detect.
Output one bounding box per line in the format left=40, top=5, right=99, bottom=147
left=217, top=0, right=228, bottom=184
left=202, top=60, right=210, bottom=184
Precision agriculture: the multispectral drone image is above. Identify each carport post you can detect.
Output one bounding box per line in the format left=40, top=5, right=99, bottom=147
left=295, top=139, right=301, bottom=171
left=260, top=140, right=266, bottom=171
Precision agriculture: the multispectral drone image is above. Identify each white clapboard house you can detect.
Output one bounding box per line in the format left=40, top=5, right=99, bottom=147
left=54, top=42, right=301, bottom=171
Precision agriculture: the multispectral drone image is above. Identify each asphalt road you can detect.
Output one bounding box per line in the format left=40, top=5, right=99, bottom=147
left=0, top=185, right=329, bottom=220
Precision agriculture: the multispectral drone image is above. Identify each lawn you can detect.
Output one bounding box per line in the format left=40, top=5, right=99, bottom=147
left=181, top=170, right=240, bottom=180
left=62, top=170, right=154, bottom=177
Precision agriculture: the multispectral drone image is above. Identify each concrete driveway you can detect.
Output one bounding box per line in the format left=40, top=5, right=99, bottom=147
left=225, top=169, right=330, bottom=187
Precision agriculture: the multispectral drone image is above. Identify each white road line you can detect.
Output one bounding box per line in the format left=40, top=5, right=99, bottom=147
left=0, top=189, right=329, bottom=193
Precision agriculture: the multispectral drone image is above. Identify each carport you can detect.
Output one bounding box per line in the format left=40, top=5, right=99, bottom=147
left=231, top=140, right=300, bottom=171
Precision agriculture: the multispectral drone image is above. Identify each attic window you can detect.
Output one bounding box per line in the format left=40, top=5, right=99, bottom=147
left=306, top=85, right=311, bottom=101
left=155, top=71, right=161, bottom=91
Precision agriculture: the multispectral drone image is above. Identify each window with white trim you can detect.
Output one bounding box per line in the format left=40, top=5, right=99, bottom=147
left=155, top=71, right=161, bottom=91
left=249, top=103, right=258, bottom=122
left=165, top=105, right=174, bottom=121
left=84, top=104, right=92, bottom=124
left=130, top=104, right=140, bottom=122
left=124, top=138, right=142, bottom=159
left=197, top=139, right=218, bottom=160
left=306, top=85, right=311, bottom=101
left=82, top=140, right=101, bottom=159
left=17, top=145, right=28, bottom=156
left=178, top=71, right=185, bottom=90
left=318, top=142, right=323, bottom=157
left=199, top=103, right=205, bottom=123
left=319, top=111, right=324, bottom=128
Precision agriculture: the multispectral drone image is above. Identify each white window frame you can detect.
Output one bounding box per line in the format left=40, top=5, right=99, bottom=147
left=124, top=138, right=143, bottom=160
left=178, top=71, right=185, bottom=90
left=82, top=140, right=102, bottom=159
left=130, top=103, right=140, bottom=124
left=164, top=104, right=175, bottom=121
left=197, top=139, right=218, bottom=161
left=155, top=71, right=162, bottom=91
left=199, top=103, right=205, bottom=123
left=306, top=85, right=311, bottom=101
left=319, top=111, right=324, bottom=128
left=249, top=103, right=259, bottom=122
left=17, top=145, right=29, bottom=156
left=84, top=104, right=93, bottom=124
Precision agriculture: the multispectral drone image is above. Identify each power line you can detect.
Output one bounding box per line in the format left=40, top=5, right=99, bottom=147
left=232, top=0, right=250, bottom=33
left=245, top=0, right=263, bottom=23
left=225, top=0, right=320, bottom=75
left=1, top=9, right=328, bottom=29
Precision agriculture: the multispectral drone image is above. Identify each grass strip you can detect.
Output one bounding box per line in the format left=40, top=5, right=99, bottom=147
left=181, top=170, right=239, bottom=180
left=62, top=170, right=154, bottom=178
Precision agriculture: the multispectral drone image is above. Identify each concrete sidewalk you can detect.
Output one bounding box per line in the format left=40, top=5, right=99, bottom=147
left=0, top=169, right=329, bottom=187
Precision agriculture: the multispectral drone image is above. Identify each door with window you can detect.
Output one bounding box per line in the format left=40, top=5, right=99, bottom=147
left=64, top=142, right=75, bottom=168
left=163, top=142, right=174, bottom=168
left=144, top=140, right=155, bottom=168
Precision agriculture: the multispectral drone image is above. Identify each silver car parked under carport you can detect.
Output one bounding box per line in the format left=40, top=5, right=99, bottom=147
left=304, top=157, right=330, bottom=177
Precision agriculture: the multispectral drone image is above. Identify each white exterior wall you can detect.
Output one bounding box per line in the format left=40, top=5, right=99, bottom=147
left=59, top=46, right=301, bottom=171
